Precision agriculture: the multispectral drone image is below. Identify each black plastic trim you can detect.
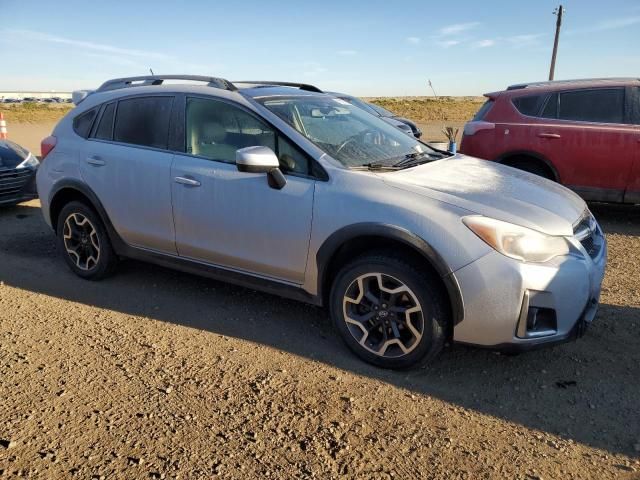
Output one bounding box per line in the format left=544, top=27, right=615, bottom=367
left=495, top=150, right=561, bottom=182
left=315, top=223, right=464, bottom=324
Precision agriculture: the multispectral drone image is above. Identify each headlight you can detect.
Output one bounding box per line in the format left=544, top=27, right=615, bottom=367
left=16, top=153, right=39, bottom=169
left=463, top=216, right=571, bottom=263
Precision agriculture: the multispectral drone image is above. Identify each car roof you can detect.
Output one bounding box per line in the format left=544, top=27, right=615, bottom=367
left=75, top=76, right=328, bottom=109
left=502, top=77, right=640, bottom=94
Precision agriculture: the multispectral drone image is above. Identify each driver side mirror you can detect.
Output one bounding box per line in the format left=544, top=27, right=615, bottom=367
left=236, top=146, right=287, bottom=190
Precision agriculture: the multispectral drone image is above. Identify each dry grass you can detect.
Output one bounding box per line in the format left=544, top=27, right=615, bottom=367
left=0, top=103, right=72, bottom=124
left=367, top=96, right=485, bottom=123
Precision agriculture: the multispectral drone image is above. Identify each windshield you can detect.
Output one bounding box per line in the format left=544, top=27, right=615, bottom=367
left=339, top=96, right=381, bottom=116
left=258, top=95, right=439, bottom=168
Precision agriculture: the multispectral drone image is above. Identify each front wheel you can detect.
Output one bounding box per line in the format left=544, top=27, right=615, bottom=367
left=329, top=252, right=449, bottom=369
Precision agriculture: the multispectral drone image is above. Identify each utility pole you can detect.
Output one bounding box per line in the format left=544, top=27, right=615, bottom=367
left=549, top=5, right=564, bottom=81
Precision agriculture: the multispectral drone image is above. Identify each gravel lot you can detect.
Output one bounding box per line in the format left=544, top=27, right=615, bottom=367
left=1, top=200, right=639, bottom=479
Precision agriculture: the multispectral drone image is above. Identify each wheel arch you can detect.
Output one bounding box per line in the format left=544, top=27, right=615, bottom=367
left=49, top=180, right=126, bottom=253
left=316, top=223, right=464, bottom=326
left=496, top=150, right=560, bottom=182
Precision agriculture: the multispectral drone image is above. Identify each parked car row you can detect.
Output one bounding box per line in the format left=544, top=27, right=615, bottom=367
left=33, top=75, right=607, bottom=369
left=1, top=97, right=72, bottom=104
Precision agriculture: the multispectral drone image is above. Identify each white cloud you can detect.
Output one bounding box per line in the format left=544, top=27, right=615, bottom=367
left=302, top=62, right=327, bottom=77
left=472, top=39, right=496, bottom=49
left=7, top=29, right=169, bottom=60
left=439, top=22, right=480, bottom=36
left=507, top=33, right=544, bottom=48
left=568, top=16, right=640, bottom=34
left=337, top=49, right=357, bottom=56
left=437, top=39, right=461, bottom=48
left=406, top=36, right=421, bottom=44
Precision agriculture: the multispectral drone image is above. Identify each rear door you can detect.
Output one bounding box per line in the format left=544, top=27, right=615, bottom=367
left=80, top=95, right=177, bottom=253
left=532, top=87, right=635, bottom=202
left=623, top=86, right=640, bottom=203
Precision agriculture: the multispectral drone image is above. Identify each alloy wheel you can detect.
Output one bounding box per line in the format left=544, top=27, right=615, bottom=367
left=62, top=213, right=101, bottom=271
left=342, top=273, right=424, bottom=358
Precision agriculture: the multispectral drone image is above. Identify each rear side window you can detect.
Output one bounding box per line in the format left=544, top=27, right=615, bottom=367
left=541, top=93, right=558, bottom=118
left=473, top=99, right=494, bottom=121
left=93, top=102, right=115, bottom=141
left=113, top=96, right=173, bottom=149
left=512, top=94, right=547, bottom=116
left=73, top=107, right=99, bottom=138
left=558, top=88, right=624, bottom=124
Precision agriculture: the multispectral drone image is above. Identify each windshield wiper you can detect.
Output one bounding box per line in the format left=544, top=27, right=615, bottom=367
left=350, top=161, right=401, bottom=171
left=392, top=151, right=432, bottom=168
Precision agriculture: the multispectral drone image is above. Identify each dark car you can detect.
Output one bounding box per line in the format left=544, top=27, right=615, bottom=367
left=328, top=92, right=422, bottom=138
left=0, top=140, right=39, bottom=206
left=366, top=102, right=423, bottom=138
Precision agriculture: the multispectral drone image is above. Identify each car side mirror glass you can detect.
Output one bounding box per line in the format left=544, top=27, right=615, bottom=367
left=236, top=146, right=286, bottom=190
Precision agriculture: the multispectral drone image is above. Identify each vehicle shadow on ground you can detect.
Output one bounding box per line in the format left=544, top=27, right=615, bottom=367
left=590, top=203, right=640, bottom=236
left=1, top=202, right=639, bottom=458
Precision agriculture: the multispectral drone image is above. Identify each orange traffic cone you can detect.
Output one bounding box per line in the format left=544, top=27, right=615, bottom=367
left=0, top=112, right=7, bottom=140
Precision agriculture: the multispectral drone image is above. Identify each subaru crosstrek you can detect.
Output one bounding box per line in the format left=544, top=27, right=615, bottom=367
left=36, top=75, right=607, bottom=369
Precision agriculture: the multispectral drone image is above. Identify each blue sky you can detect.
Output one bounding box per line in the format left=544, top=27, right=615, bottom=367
left=1, top=0, right=639, bottom=96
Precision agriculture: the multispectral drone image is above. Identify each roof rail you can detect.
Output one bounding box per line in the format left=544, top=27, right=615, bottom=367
left=96, top=75, right=237, bottom=93
left=234, top=81, right=323, bottom=93
left=507, top=77, right=639, bottom=90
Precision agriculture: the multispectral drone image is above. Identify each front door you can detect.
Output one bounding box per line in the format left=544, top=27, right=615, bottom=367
left=171, top=96, right=315, bottom=284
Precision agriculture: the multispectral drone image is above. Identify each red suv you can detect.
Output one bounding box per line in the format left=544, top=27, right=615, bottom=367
left=460, top=78, right=640, bottom=204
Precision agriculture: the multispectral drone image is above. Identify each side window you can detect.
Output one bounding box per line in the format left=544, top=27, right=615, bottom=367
left=113, top=96, right=173, bottom=149
left=73, top=107, right=99, bottom=138
left=513, top=94, right=547, bottom=116
left=93, top=102, right=115, bottom=141
left=558, top=88, right=624, bottom=124
left=186, top=97, right=310, bottom=175
left=632, top=87, right=640, bottom=125
left=541, top=93, right=558, bottom=119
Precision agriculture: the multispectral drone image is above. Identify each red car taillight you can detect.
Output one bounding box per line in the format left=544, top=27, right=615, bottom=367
left=40, top=135, right=57, bottom=161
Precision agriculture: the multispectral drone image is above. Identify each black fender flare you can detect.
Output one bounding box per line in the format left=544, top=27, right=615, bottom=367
left=48, top=179, right=128, bottom=254
left=316, top=223, right=464, bottom=324
left=495, top=150, right=561, bottom=182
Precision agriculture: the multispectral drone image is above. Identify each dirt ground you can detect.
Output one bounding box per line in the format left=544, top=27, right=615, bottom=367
left=0, top=199, right=639, bottom=479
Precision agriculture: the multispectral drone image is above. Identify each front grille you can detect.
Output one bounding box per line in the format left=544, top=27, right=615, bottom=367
left=0, top=168, right=33, bottom=200
left=573, top=212, right=603, bottom=259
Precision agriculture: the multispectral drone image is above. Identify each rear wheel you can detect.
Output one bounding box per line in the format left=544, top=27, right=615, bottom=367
left=329, top=252, right=448, bottom=369
left=56, top=201, right=117, bottom=280
left=503, top=156, right=555, bottom=180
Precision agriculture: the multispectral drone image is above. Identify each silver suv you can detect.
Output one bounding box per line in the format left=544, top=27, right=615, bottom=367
left=36, top=75, right=607, bottom=369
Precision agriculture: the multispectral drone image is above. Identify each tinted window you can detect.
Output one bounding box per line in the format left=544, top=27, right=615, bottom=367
left=632, top=87, right=640, bottom=125
left=473, top=99, right=494, bottom=121
left=558, top=88, right=624, bottom=123
left=93, top=102, right=115, bottom=141
left=186, top=97, right=310, bottom=175
left=114, top=96, right=173, bottom=149
left=512, top=94, right=546, bottom=116
left=541, top=93, right=558, bottom=118
left=73, top=107, right=99, bottom=138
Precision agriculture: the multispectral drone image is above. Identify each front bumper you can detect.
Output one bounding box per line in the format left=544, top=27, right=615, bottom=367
left=452, top=229, right=607, bottom=350
left=0, top=167, right=38, bottom=206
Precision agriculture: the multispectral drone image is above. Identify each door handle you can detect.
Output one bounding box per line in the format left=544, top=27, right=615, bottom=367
left=174, top=176, right=201, bottom=187
left=538, top=133, right=561, bottom=139
left=86, top=156, right=106, bottom=166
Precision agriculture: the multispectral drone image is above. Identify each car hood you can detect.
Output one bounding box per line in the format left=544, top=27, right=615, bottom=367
left=382, top=155, right=586, bottom=236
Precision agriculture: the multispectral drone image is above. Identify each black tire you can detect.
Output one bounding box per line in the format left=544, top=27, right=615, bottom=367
left=56, top=201, right=117, bottom=280
left=329, top=251, right=449, bottom=369
left=504, top=157, right=555, bottom=180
